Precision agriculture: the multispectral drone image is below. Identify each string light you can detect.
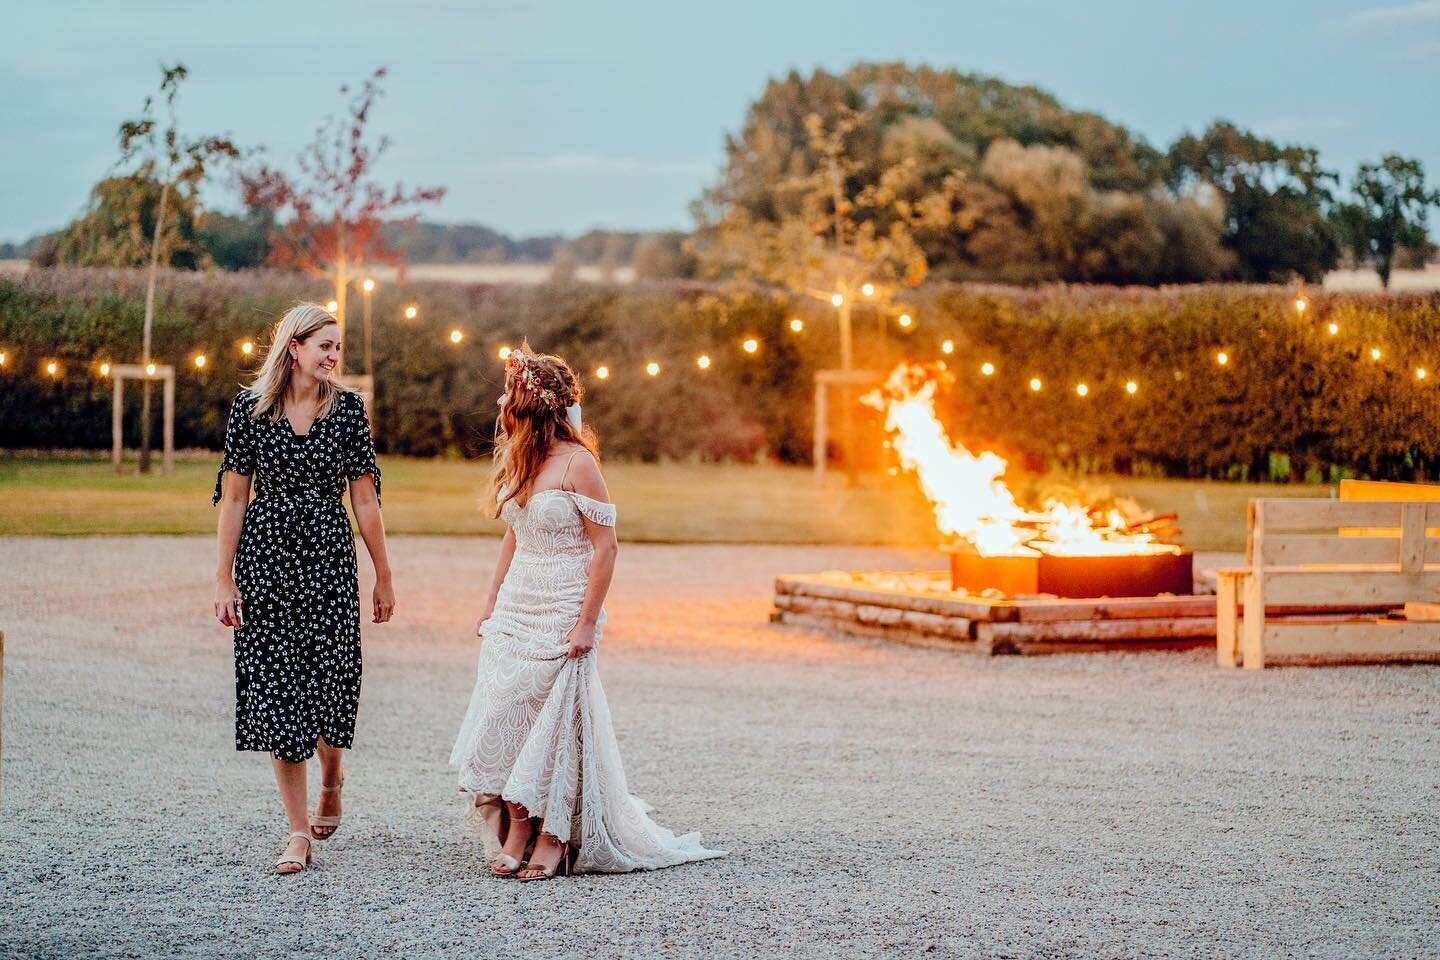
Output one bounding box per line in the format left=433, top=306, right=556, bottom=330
left=980, top=361, right=995, bottom=376
left=194, top=354, right=207, bottom=369
left=1029, top=377, right=1042, bottom=392
left=1126, top=380, right=1138, bottom=395
left=831, top=293, right=844, bottom=307
left=449, top=329, right=463, bottom=344
left=742, top=338, right=759, bottom=354
left=897, top=314, right=912, bottom=329
left=145, top=362, right=157, bottom=376
left=1294, top=296, right=1308, bottom=314
left=0, top=351, right=8, bottom=366
left=595, top=365, right=610, bottom=380
left=498, top=345, right=512, bottom=360
left=861, top=283, right=875, bottom=297
left=789, top=318, right=804, bottom=333
left=941, top=340, right=955, bottom=355
left=361, top=278, right=376, bottom=293
left=1075, top=383, right=1089, bottom=397
left=46, top=361, right=59, bottom=377
left=1327, top=323, right=1339, bottom=336
left=697, top=354, right=711, bottom=370
left=1370, top=347, right=1382, bottom=361
left=241, top=340, right=254, bottom=356
left=645, top=361, right=660, bottom=377
left=325, top=300, right=339, bottom=314
left=1417, top=367, right=1428, bottom=381
left=99, top=361, right=111, bottom=377
left=404, top=305, right=418, bottom=320
left=1215, top=351, right=1229, bottom=366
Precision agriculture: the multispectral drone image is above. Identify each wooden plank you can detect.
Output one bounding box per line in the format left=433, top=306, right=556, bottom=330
left=775, top=574, right=1015, bottom=621
left=1258, top=499, right=1403, bottom=531
left=1010, top=595, right=1214, bottom=623
left=1216, top=571, right=1241, bottom=667
left=1403, top=602, right=1440, bottom=622
left=1263, top=620, right=1440, bottom=659
left=1260, top=570, right=1440, bottom=606
left=978, top=617, right=1219, bottom=644
left=774, top=611, right=980, bottom=653
left=1401, top=504, right=1427, bottom=575
left=773, top=594, right=973, bottom=640
left=1340, top=479, right=1440, bottom=502
left=1262, top=535, right=1407, bottom=566
left=1241, top=575, right=1265, bottom=670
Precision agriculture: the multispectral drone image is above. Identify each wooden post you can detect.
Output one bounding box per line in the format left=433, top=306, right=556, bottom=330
left=813, top=378, right=828, bottom=482
left=1216, top=571, right=1241, bottom=667
left=1241, top=502, right=1266, bottom=669
left=112, top=375, right=125, bottom=473
left=162, top=370, right=175, bottom=474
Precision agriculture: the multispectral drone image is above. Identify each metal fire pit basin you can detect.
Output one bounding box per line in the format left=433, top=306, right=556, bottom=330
left=945, top=547, right=1194, bottom=598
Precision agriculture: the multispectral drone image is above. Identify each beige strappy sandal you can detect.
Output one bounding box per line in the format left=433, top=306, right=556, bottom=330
left=517, top=839, right=571, bottom=882
left=275, top=831, right=314, bottom=874
left=310, top=778, right=344, bottom=839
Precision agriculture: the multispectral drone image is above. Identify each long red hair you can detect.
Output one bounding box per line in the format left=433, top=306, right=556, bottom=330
left=485, top=342, right=599, bottom=517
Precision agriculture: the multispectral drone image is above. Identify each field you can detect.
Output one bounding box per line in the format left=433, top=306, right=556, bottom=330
left=0, top=454, right=1334, bottom=551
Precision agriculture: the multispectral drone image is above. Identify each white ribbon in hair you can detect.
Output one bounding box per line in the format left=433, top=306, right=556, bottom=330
left=566, top=403, right=582, bottom=432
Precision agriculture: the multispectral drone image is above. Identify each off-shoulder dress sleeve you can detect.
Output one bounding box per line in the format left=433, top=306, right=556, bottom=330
left=567, top=490, right=616, bottom=527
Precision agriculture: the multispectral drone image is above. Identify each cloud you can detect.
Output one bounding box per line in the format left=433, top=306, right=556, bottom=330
left=462, top=154, right=711, bottom=177
left=1343, top=1, right=1440, bottom=28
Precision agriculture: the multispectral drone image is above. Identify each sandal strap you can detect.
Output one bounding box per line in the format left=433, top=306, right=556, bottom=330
left=309, top=814, right=343, bottom=827
left=319, top=781, right=344, bottom=794
left=288, top=831, right=313, bottom=846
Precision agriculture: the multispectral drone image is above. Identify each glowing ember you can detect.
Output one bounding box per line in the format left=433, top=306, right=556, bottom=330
left=864, top=362, right=1182, bottom=558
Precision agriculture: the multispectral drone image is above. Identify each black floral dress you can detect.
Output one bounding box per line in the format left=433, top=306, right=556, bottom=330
left=212, top=388, right=381, bottom=763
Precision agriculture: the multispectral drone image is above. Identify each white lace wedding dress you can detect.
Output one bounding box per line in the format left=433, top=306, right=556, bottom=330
left=449, top=486, right=726, bottom=873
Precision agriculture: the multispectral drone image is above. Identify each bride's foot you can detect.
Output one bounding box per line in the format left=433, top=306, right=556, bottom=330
left=493, top=807, right=533, bottom=877
left=517, top=834, right=570, bottom=881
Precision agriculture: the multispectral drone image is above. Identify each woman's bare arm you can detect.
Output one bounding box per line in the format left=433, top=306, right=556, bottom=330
left=565, top=452, right=618, bottom=656
left=478, top=526, right=518, bottom=635
left=349, top=474, right=394, bottom=623
left=214, top=471, right=252, bottom=626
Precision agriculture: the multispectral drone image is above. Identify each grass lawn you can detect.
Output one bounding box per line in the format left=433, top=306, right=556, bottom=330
left=0, top=454, right=1333, bottom=551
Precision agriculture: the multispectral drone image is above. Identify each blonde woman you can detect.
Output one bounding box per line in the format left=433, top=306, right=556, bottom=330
left=212, top=302, right=394, bottom=874
left=450, top=343, right=724, bottom=881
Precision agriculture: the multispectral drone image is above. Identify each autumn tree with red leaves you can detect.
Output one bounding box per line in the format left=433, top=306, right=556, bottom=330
left=241, top=68, right=445, bottom=375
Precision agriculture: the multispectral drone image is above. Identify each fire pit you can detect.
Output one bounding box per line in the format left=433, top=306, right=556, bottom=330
left=945, top=547, right=1194, bottom=598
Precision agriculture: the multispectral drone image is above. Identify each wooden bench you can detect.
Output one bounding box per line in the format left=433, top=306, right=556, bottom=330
left=1216, top=498, right=1440, bottom=668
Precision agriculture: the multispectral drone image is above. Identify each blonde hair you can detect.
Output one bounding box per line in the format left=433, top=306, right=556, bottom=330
left=247, top=302, right=347, bottom=422
left=485, top=340, right=598, bottom=517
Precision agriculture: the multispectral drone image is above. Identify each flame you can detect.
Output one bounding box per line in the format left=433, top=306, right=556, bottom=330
left=864, top=362, right=1181, bottom=558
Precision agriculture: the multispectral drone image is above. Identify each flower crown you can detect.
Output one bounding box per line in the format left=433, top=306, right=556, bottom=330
left=506, top=350, right=565, bottom=411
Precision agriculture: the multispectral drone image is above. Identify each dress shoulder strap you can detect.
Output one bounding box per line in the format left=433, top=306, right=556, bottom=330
left=558, top=448, right=585, bottom=490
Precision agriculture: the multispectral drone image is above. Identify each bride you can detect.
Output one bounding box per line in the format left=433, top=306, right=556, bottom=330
left=450, top=343, right=725, bottom=880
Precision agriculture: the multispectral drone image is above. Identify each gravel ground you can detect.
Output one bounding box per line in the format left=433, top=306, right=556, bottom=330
left=1, top=536, right=1436, bottom=960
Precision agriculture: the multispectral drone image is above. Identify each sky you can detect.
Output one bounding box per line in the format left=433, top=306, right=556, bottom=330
left=2, top=0, right=1438, bottom=243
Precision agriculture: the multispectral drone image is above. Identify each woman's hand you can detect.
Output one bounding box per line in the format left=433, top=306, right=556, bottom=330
left=565, top=621, right=596, bottom=659
left=214, top=577, right=243, bottom=628
left=475, top=604, right=494, bottom=637
left=372, top=579, right=396, bottom=624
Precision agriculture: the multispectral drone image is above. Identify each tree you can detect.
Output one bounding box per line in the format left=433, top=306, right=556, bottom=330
left=38, top=175, right=205, bottom=269
left=1167, top=121, right=1339, bottom=282
left=199, top=204, right=274, bottom=270
left=116, top=63, right=242, bottom=472
left=1333, top=155, right=1439, bottom=288
left=240, top=68, right=445, bottom=376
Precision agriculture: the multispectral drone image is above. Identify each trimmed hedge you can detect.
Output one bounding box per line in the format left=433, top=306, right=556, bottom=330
left=1, top=268, right=1437, bottom=479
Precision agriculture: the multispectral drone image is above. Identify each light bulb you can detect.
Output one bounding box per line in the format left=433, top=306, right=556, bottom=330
left=645, top=361, right=660, bottom=377
left=361, top=278, right=376, bottom=293
left=1125, top=381, right=1138, bottom=395
left=1075, top=383, right=1088, bottom=397
left=194, top=355, right=206, bottom=368
left=1370, top=347, right=1382, bottom=361
left=1216, top=351, right=1229, bottom=366
left=326, top=300, right=339, bottom=314
left=595, top=366, right=610, bottom=380
left=404, top=305, right=418, bottom=320
left=100, top=362, right=111, bottom=376
left=449, top=329, right=463, bottom=344
left=145, top=362, right=157, bottom=376
left=498, top=345, right=512, bottom=360
left=241, top=341, right=254, bottom=355
left=789, top=318, right=804, bottom=333
left=1029, top=377, right=1042, bottom=392
left=1327, top=323, right=1338, bottom=336
left=742, top=338, right=758, bottom=354
left=897, top=314, right=912, bottom=328
left=831, top=293, right=844, bottom=307
left=697, top=354, right=711, bottom=369
left=941, top=340, right=954, bottom=354
left=981, top=362, right=995, bottom=377
left=861, top=283, right=875, bottom=297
